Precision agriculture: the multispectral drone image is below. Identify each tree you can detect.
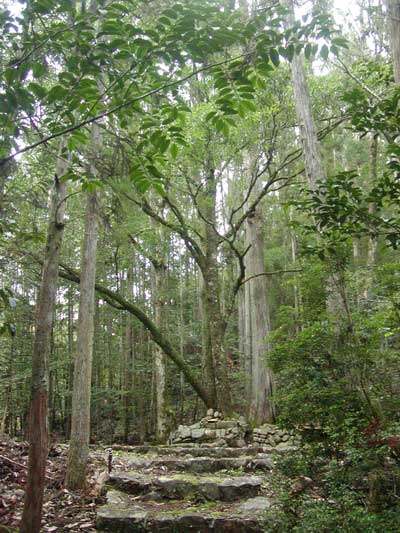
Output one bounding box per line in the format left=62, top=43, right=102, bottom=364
left=66, top=105, right=101, bottom=487
left=66, top=190, right=99, bottom=489
left=244, top=172, right=275, bottom=424
left=386, top=0, right=400, bottom=84
left=20, top=148, right=69, bottom=533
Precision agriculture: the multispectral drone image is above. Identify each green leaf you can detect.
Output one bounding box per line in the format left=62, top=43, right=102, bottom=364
left=320, top=44, right=329, bottom=61
left=28, top=82, right=47, bottom=99
left=47, top=85, right=68, bottom=103
left=215, top=118, right=229, bottom=135
left=31, top=62, right=47, bottom=78
left=331, top=36, right=348, bottom=48
left=205, top=111, right=217, bottom=122
left=152, top=181, right=165, bottom=196
left=286, top=44, right=295, bottom=62
left=169, top=143, right=179, bottom=160
left=270, top=48, right=280, bottom=67
left=240, top=100, right=257, bottom=112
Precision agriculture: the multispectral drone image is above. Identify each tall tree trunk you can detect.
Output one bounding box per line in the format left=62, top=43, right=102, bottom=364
left=0, top=336, right=14, bottom=438
left=20, top=151, right=68, bottom=533
left=386, top=0, right=400, bottom=84
left=66, top=287, right=74, bottom=439
left=123, top=265, right=134, bottom=443
left=66, top=189, right=99, bottom=489
left=244, top=187, right=275, bottom=424
left=367, top=135, right=378, bottom=267
left=285, top=0, right=350, bottom=330
left=200, top=167, right=231, bottom=413
left=287, top=25, right=325, bottom=188
left=179, top=262, right=186, bottom=423
left=66, top=17, right=102, bottom=480
left=151, top=260, right=168, bottom=441
left=241, top=148, right=275, bottom=424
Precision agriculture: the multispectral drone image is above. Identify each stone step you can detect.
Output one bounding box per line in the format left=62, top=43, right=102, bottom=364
left=108, top=472, right=263, bottom=502
left=97, top=490, right=273, bottom=532
left=121, top=454, right=273, bottom=474
left=111, top=445, right=269, bottom=458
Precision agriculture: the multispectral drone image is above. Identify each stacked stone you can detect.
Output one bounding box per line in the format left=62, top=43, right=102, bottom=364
left=252, top=424, right=297, bottom=450
left=170, top=409, right=250, bottom=447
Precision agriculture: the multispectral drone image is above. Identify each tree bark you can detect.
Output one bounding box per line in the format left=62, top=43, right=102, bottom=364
left=66, top=189, right=99, bottom=489
left=66, top=18, right=102, bottom=481
left=151, top=259, right=168, bottom=442
left=287, top=25, right=325, bottom=188
left=20, top=151, right=68, bottom=533
left=123, top=265, right=134, bottom=443
left=386, top=0, right=400, bottom=84
left=245, top=207, right=275, bottom=424
left=367, top=135, right=378, bottom=267
left=200, top=167, right=231, bottom=413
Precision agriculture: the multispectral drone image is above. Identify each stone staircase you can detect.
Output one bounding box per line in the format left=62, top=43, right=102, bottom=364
left=96, top=445, right=276, bottom=532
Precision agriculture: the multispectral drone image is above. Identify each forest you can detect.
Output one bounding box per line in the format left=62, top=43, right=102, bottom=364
left=0, top=0, right=400, bottom=531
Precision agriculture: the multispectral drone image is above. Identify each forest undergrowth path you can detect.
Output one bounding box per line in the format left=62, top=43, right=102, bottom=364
left=96, top=444, right=277, bottom=532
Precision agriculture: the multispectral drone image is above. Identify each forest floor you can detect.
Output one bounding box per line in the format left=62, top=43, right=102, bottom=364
left=0, top=440, right=109, bottom=532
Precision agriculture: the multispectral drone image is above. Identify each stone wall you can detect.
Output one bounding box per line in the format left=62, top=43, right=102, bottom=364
left=170, top=412, right=299, bottom=450
left=252, top=424, right=298, bottom=450
left=169, top=410, right=250, bottom=447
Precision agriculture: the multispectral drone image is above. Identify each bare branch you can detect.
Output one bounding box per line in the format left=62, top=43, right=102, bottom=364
left=241, top=269, right=302, bottom=285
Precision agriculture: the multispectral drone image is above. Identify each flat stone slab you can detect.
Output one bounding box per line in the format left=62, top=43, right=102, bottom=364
left=97, top=495, right=272, bottom=532
left=109, top=472, right=262, bottom=502
left=123, top=455, right=273, bottom=473
left=111, top=445, right=268, bottom=458
left=238, top=496, right=272, bottom=513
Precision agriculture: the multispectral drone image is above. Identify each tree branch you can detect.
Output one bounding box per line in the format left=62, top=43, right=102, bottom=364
left=0, top=52, right=253, bottom=168
left=241, top=269, right=302, bottom=285
left=57, top=262, right=212, bottom=407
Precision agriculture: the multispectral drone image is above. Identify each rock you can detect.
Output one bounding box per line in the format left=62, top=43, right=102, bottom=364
left=96, top=505, right=147, bottom=531
left=110, top=472, right=262, bottom=502
left=215, top=420, right=238, bottom=429
left=291, top=476, right=313, bottom=494
left=97, top=503, right=268, bottom=532
left=252, top=424, right=298, bottom=450
left=275, top=442, right=294, bottom=451
left=219, top=476, right=262, bottom=502
left=247, top=458, right=273, bottom=471
left=109, top=472, right=152, bottom=494
left=191, top=428, right=206, bottom=440
left=106, top=490, right=132, bottom=507
left=155, top=477, right=193, bottom=499
left=198, top=480, right=220, bottom=501
left=116, top=444, right=266, bottom=457
left=206, top=408, right=214, bottom=416
left=141, top=491, right=164, bottom=502
left=238, top=496, right=272, bottom=513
